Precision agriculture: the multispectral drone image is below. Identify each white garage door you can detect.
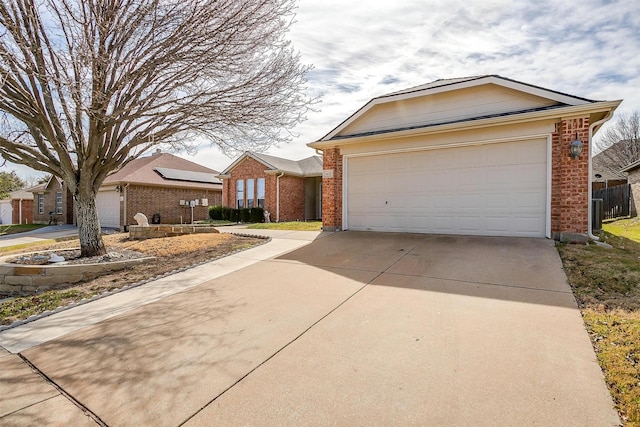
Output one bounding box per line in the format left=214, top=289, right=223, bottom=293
left=0, top=201, right=12, bottom=225
left=346, top=139, right=548, bottom=237
left=96, top=190, right=120, bottom=228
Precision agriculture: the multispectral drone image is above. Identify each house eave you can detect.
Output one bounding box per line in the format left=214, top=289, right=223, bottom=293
left=308, top=100, right=622, bottom=150
left=319, top=75, right=605, bottom=141
left=621, top=159, right=640, bottom=173
left=262, top=169, right=321, bottom=178
left=100, top=180, right=222, bottom=191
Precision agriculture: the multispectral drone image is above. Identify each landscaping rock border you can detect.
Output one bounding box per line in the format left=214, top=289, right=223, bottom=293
left=0, top=249, right=155, bottom=297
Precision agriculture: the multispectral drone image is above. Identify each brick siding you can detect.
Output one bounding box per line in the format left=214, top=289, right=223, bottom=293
left=321, top=147, right=342, bottom=231
left=628, top=169, right=640, bottom=217
left=221, top=156, right=309, bottom=222
left=123, top=185, right=221, bottom=227
left=32, top=180, right=74, bottom=225
left=11, top=199, right=33, bottom=224
left=550, top=116, right=591, bottom=235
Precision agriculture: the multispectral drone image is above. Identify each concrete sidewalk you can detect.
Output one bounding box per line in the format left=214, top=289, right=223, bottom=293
left=0, top=228, right=327, bottom=353
left=0, top=228, right=327, bottom=425
left=0, top=225, right=79, bottom=248
left=0, top=232, right=620, bottom=426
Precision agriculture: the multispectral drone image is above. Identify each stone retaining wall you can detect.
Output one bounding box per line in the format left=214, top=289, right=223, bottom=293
left=129, top=225, right=220, bottom=240
left=0, top=250, right=155, bottom=297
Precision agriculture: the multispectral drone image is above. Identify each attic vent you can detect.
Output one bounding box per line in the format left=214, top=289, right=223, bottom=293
left=154, top=167, right=221, bottom=184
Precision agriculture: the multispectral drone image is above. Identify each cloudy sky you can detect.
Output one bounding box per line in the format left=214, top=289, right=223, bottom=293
left=6, top=0, right=640, bottom=178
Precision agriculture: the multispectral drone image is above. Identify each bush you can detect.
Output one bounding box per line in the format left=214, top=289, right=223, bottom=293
left=224, top=207, right=239, bottom=222
left=239, top=208, right=251, bottom=223
left=209, top=205, right=224, bottom=221
left=209, top=206, right=263, bottom=223
left=250, top=207, right=264, bottom=223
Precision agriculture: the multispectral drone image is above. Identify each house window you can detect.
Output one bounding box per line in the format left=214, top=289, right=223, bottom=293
left=38, top=194, right=44, bottom=214
left=257, top=178, right=265, bottom=208
left=236, top=180, right=244, bottom=208
left=55, top=192, right=63, bottom=214
left=246, top=179, right=254, bottom=208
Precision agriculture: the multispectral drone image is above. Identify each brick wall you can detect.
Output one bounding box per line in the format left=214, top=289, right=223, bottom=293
left=321, top=147, right=342, bottom=231
left=224, top=157, right=272, bottom=211
left=124, top=185, right=221, bottom=226
left=277, top=175, right=305, bottom=221
left=33, top=180, right=73, bottom=224
left=629, top=169, right=640, bottom=217
left=550, top=116, right=591, bottom=236
left=11, top=199, right=33, bottom=224
left=222, top=156, right=308, bottom=222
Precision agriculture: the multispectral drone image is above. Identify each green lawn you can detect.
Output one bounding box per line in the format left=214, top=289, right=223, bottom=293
left=603, top=218, right=640, bottom=243
left=0, top=224, right=47, bottom=236
left=247, top=221, right=322, bottom=231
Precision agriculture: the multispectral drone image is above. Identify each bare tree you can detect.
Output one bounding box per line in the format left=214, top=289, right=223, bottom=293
left=595, top=111, right=640, bottom=171
left=0, top=0, right=313, bottom=256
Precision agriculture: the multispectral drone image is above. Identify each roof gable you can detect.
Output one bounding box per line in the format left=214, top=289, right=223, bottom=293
left=221, top=152, right=322, bottom=177
left=320, top=75, right=604, bottom=142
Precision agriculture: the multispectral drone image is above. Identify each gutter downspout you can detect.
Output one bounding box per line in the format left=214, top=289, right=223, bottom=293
left=276, top=171, right=284, bottom=222
left=18, top=198, right=22, bottom=224
left=123, top=183, right=130, bottom=231
left=588, top=111, right=615, bottom=241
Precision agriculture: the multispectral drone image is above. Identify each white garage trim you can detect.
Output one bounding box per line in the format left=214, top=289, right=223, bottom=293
left=96, top=189, right=121, bottom=229
left=342, top=137, right=551, bottom=238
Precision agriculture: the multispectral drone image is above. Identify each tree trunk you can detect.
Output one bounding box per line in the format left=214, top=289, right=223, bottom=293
left=75, top=187, right=107, bottom=257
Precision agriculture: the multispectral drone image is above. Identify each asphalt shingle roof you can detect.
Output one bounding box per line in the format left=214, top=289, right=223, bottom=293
left=103, top=152, right=222, bottom=189
left=225, top=152, right=322, bottom=177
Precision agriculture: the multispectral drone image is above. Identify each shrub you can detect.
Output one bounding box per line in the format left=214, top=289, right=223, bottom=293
left=224, top=207, right=239, bottom=222
left=250, top=207, right=264, bottom=223
left=209, top=205, right=224, bottom=221
left=239, top=208, right=251, bottom=223
left=210, top=206, right=266, bottom=223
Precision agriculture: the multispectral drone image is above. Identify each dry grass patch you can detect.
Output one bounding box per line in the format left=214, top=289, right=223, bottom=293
left=558, top=232, right=640, bottom=425
left=583, top=309, right=640, bottom=426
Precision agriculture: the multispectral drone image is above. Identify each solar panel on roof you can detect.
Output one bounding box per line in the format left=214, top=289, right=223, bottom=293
left=154, top=167, right=221, bottom=184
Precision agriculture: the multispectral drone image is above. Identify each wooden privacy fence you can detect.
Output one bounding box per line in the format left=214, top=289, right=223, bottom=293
left=592, top=184, right=630, bottom=220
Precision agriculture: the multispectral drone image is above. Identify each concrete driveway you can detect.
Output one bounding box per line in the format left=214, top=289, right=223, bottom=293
left=2, top=232, right=619, bottom=426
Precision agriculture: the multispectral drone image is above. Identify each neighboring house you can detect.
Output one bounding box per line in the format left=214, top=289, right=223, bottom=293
left=0, top=189, right=34, bottom=225
left=29, top=150, right=223, bottom=229
left=621, top=159, right=640, bottom=217
left=309, top=75, right=621, bottom=240
left=100, top=150, right=222, bottom=229
left=218, top=152, right=322, bottom=222
left=30, top=177, right=75, bottom=225
left=592, top=147, right=629, bottom=190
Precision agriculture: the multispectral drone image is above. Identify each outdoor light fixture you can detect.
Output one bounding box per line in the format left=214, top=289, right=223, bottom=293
left=570, top=132, right=584, bottom=159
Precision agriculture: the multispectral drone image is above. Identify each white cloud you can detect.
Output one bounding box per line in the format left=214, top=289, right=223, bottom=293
left=4, top=0, right=639, bottom=176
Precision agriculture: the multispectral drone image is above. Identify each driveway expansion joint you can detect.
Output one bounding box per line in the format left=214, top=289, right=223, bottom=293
left=179, top=240, right=424, bottom=425
left=178, top=280, right=373, bottom=426
left=0, top=393, right=58, bottom=419
left=18, top=354, right=105, bottom=426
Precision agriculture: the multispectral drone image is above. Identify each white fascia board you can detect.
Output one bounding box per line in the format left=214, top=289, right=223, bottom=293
left=309, top=100, right=621, bottom=150
left=264, top=169, right=304, bottom=177
left=320, top=76, right=603, bottom=142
